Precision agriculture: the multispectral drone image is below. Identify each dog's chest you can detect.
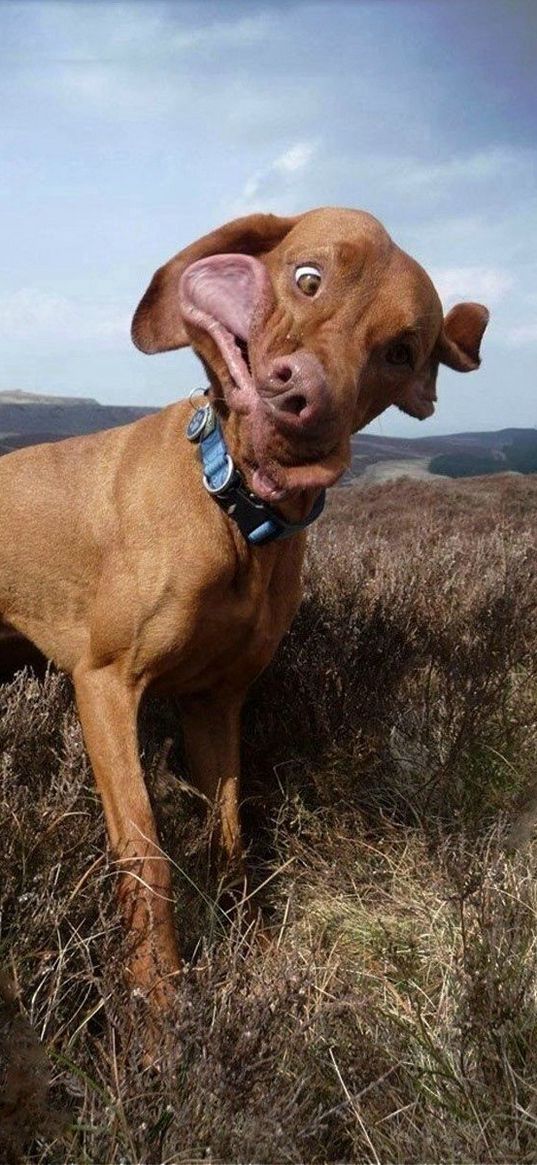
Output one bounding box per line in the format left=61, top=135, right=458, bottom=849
left=143, top=543, right=303, bottom=694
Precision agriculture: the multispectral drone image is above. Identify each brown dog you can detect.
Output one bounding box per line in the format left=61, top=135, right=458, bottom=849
left=0, top=208, right=488, bottom=1005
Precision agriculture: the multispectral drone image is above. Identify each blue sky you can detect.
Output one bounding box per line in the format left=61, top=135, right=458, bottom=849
left=1, top=0, right=536, bottom=436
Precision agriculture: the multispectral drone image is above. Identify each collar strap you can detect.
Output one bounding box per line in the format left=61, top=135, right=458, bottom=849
left=186, top=403, right=325, bottom=546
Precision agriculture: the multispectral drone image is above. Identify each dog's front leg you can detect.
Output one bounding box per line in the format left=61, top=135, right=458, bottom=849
left=73, top=664, right=180, bottom=1008
left=180, top=690, right=246, bottom=890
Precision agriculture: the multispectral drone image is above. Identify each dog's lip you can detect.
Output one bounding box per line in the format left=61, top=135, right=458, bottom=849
left=249, top=441, right=348, bottom=504
left=251, top=467, right=289, bottom=503
left=397, top=400, right=435, bottom=420
left=187, top=315, right=257, bottom=411
left=216, top=327, right=256, bottom=402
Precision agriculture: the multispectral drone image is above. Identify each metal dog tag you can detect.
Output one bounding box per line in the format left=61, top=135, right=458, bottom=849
left=186, top=405, right=214, bottom=443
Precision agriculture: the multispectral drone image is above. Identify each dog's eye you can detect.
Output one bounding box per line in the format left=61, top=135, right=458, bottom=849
left=386, top=342, right=414, bottom=367
left=295, top=265, right=322, bottom=296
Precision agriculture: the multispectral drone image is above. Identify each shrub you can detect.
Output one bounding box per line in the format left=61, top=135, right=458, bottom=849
left=1, top=476, right=537, bottom=1163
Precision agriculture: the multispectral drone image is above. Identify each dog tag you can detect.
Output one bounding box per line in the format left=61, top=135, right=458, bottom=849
left=186, top=405, right=213, bottom=443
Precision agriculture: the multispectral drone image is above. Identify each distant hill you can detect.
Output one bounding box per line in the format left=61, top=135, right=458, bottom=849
left=0, top=389, right=157, bottom=453
left=348, top=427, right=537, bottom=482
left=0, top=390, right=535, bottom=480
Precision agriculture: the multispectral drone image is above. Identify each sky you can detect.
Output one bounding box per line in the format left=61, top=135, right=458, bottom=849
left=1, top=0, right=536, bottom=437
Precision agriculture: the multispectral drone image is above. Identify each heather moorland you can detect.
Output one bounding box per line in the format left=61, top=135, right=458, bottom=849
left=1, top=474, right=537, bottom=1163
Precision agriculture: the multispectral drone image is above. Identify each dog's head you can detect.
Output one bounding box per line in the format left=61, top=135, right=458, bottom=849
left=132, top=208, right=489, bottom=503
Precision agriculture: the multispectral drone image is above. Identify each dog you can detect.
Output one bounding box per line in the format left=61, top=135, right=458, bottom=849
left=0, top=208, right=489, bottom=1006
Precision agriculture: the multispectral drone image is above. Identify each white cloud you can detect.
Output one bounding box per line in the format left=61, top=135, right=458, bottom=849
left=0, top=288, right=129, bottom=345
left=15, top=7, right=277, bottom=123
left=13, top=3, right=272, bottom=61
left=235, top=140, right=319, bottom=212
left=273, top=143, right=317, bottom=175
left=431, top=265, right=515, bottom=308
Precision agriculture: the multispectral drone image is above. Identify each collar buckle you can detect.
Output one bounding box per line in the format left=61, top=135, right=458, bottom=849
left=203, top=453, right=236, bottom=494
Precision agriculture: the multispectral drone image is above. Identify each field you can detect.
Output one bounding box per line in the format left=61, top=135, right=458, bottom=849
left=2, top=474, right=537, bottom=1163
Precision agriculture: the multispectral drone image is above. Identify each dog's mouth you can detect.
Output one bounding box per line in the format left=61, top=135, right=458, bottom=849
left=180, top=253, right=349, bottom=501
left=245, top=437, right=349, bottom=503
left=396, top=397, right=436, bottom=421
left=234, top=335, right=251, bottom=376
left=227, top=337, right=348, bottom=502
left=215, top=331, right=256, bottom=408
left=212, top=332, right=349, bottom=502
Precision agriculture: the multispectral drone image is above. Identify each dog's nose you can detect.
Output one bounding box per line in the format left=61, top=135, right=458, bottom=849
left=258, top=350, right=329, bottom=430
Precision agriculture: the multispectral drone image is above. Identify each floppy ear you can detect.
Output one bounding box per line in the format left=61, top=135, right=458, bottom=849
left=437, top=302, right=490, bottom=372
left=132, top=212, right=299, bottom=354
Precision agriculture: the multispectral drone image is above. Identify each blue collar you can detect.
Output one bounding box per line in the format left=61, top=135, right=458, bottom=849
left=186, top=402, right=326, bottom=546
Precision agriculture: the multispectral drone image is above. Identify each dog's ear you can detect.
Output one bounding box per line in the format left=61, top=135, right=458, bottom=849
left=132, top=213, right=299, bottom=354
left=437, top=302, right=490, bottom=372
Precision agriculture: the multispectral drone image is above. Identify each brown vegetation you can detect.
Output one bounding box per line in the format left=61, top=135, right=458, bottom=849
left=1, top=474, right=537, bottom=1163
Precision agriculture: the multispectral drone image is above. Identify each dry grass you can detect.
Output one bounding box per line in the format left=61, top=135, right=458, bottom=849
left=1, top=475, right=537, bottom=1163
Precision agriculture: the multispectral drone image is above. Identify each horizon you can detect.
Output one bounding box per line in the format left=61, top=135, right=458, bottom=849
left=2, top=385, right=535, bottom=442
left=1, top=0, right=536, bottom=438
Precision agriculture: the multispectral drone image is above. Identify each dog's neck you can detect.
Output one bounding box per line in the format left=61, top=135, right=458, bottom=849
left=213, top=399, right=321, bottom=527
